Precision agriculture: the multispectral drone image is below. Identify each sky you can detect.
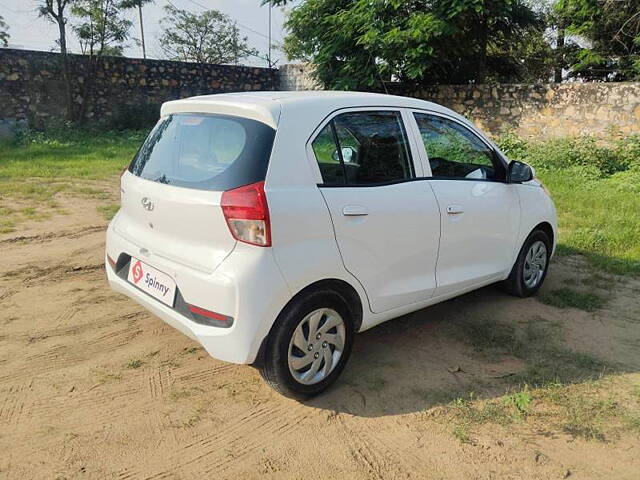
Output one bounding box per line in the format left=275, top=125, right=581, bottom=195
left=0, top=0, right=300, bottom=67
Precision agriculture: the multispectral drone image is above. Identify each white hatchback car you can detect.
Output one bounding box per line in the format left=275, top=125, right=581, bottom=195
left=106, top=91, right=557, bottom=397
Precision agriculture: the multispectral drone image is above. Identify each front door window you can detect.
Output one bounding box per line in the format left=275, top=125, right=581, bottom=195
left=413, top=113, right=504, bottom=181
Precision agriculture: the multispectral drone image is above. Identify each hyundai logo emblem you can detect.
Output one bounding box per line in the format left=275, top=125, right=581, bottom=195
left=141, top=197, right=154, bottom=211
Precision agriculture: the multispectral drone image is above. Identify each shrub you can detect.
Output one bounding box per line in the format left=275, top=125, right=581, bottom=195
left=608, top=165, right=640, bottom=193
left=494, top=130, right=530, bottom=160
left=495, top=133, right=635, bottom=176
left=612, top=135, right=640, bottom=169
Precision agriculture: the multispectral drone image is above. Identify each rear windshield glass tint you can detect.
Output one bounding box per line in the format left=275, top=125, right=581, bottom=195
left=128, top=113, right=275, bottom=191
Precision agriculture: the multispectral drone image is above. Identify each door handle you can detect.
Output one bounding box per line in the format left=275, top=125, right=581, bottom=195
left=342, top=205, right=369, bottom=216
left=446, top=204, right=464, bottom=215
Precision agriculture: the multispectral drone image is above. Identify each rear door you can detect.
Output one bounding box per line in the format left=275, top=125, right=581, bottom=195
left=310, top=109, right=441, bottom=314
left=410, top=112, right=520, bottom=296
left=116, top=113, right=275, bottom=273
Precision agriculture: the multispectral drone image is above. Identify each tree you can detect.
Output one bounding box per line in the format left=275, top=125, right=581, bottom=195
left=71, top=0, right=132, bottom=120
left=554, top=18, right=566, bottom=83
left=71, top=0, right=132, bottom=57
left=0, top=15, right=9, bottom=47
left=521, top=0, right=565, bottom=83
left=120, top=0, right=154, bottom=59
left=37, top=0, right=77, bottom=120
left=284, top=0, right=545, bottom=90
left=159, top=5, right=257, bottom=64
left=556, top=0, right=640, bottom=81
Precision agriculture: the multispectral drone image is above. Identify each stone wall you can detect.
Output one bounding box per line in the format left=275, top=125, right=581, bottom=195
left=278, top=64, right=640, bottom=137
left=2, top=48, right=638, bottom=137
left=0, top=48, right=277, bottom=127
left=278, top=63, right=321, bottom=91
left=408, top=83, right=640, bottom=138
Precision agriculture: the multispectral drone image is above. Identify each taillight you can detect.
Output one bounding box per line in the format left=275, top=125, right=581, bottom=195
left=221, top=181, right=271, bottom=247
left=187, top=304, right=233, bottom=328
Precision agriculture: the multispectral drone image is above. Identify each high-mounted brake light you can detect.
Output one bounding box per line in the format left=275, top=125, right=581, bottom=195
left=221, top=181, right=271, bottom=247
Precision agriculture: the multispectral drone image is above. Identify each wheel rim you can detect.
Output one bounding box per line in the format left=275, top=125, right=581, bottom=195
left=523, top=240, right=548, bottom=289
left=287, top=308, right=346, bottom=385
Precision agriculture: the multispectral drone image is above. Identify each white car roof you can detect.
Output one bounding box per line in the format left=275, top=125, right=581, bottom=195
left=160, top=91, right=461, bottom=130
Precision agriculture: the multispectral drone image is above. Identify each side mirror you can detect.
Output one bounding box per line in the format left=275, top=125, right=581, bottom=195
left=332, top=146, right=357, bottom=164
left=508, top=160, right=533, bottom=183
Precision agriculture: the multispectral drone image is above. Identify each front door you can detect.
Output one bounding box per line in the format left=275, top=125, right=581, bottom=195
left=310, top=110, right=441, bottom=313
left=412, top=112, right=520, bottom=297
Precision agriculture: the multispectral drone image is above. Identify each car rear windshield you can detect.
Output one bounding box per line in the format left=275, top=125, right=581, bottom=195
left=128, top=113, right=276, bottom=191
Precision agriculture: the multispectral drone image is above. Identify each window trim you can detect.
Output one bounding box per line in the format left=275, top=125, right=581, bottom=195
left=317, top=175, right=510, bottom=188
left=408, top=109, right=509, bottom=182
left=329, top=120, right=348, bottom=183
left=306, top=107, right=424, bottom=187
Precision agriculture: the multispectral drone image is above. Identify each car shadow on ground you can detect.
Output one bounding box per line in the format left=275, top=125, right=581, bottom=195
left=303, top=266, right=640, bottom=418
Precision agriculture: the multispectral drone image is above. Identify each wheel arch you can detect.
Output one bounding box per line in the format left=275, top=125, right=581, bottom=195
left=252, top=278, right=364, bottom=367
left=533, top=221, right=555, bottom=250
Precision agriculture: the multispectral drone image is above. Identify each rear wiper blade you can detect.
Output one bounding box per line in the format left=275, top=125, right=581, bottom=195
left=154, top=174, right=170, bottom=184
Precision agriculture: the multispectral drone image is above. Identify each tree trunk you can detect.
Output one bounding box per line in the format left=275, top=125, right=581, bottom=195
left=138, top=4, right=146, bottom=59
left=77, top=55, right=95, bottom=123
left=79, top=0, right=109, bottom=123
left=57, top=6, right=74, bottom=121
left=554, top=24, right=565, bottom=83
left=477, top=13, right=488, bottom=84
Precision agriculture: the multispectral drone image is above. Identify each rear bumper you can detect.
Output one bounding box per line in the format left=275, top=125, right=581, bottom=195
left=105, top=219, right=292, bottom=364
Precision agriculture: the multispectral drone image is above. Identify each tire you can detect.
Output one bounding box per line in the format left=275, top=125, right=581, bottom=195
left=502, top=229, right=551, bottom=298
left=259, top=288, right=355, bottom=398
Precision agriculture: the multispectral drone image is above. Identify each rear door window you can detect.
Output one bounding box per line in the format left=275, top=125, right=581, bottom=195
left=129, top=113, right=275, bottom=191
left=311, top=123, right=346, bottom=185
left=311, top=111, right=414, bottom=185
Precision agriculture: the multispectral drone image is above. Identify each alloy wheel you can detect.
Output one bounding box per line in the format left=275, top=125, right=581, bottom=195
left=523, top=240, right=547, bottom=289
left=287, top=308, right=346, bottom=385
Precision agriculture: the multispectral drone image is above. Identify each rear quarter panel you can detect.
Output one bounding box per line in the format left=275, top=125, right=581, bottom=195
left=265, top=103, right=371, bottom=326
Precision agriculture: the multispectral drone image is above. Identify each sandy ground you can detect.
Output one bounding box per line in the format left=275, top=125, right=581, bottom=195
left=1, top=192, right=639, bottom=479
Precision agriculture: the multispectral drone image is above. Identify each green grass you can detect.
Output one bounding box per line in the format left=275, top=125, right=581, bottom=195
left=0, top=206, right=17, bottom=233
left=446, top=381, right=635, bottom=443
left=97, top=204, right=120, bottom=221
left=0, top=128, right=146, bottom=233
left=497, top=133, right=640, bottom=276
left=447, top=316, right=610, bottom=386
left=0, top=128, right=145, bottom=180
left=126, top=359, right=145, bottom=369
left=537, top=383, right=626, bottom=442
left=441, top=299, right=637, bottom=443
left=539, top=167, right=640, bottom=275
left=538, top=287, right=607, bottom=312
left=503, top=388, right=533, bottom=416
left=447, top=390, right=531, bottom=443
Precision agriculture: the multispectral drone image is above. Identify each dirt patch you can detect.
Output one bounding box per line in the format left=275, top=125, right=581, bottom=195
left=1, top=199, right=639, bottom=479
